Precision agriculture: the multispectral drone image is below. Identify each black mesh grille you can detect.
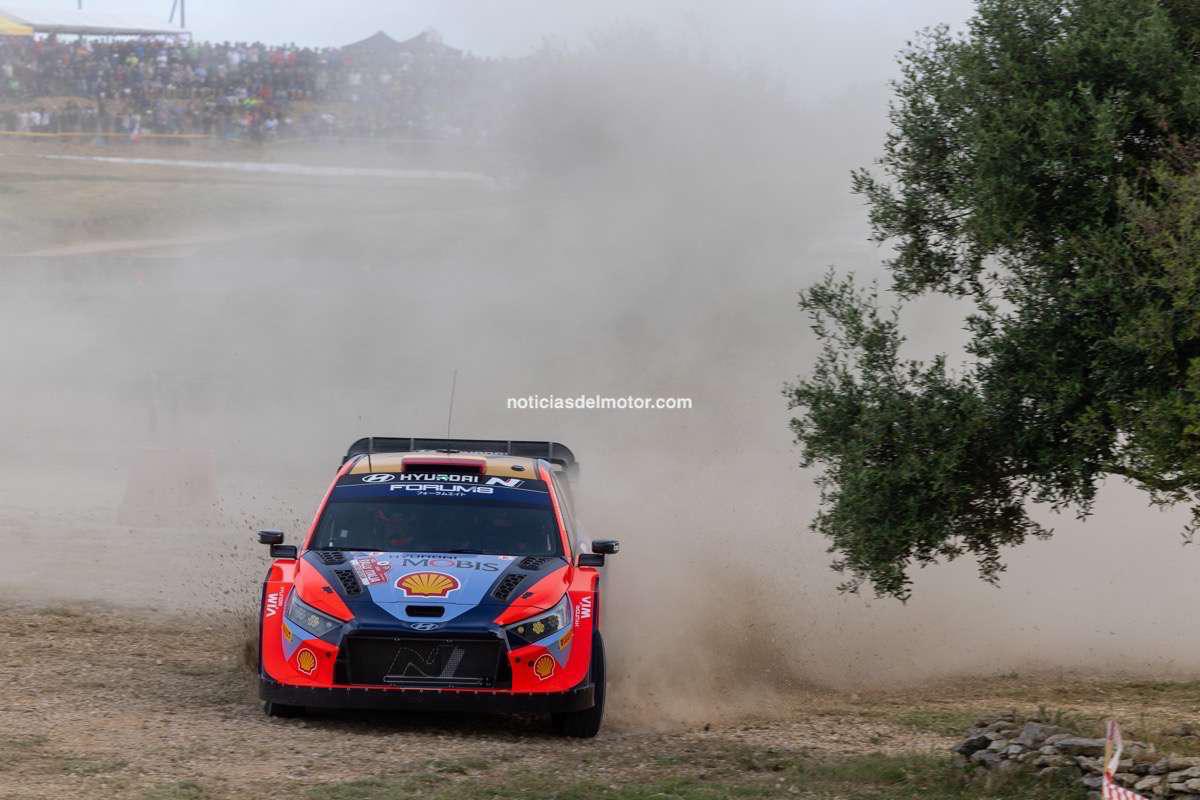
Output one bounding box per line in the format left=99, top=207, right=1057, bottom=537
left=519, top=556, right=551, bottom=571
left=336, top=635, right=505, bottom=688
left=492, top=573, right=526, bottom=601
left=317, top=551, right=346, bottom=565
left=334, top=569, right=362, bottom=596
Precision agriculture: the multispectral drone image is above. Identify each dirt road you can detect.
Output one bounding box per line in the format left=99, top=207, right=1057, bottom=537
left=0, top=602, right=952, bottom=800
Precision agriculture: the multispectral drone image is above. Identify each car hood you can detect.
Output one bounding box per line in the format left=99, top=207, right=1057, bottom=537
left=299, top=550, right=569, bottom=626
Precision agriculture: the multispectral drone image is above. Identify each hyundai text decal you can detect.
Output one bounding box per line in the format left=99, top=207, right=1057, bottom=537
left=395, top=473, right=481, bottom=483
left=347, top=474, right=541, bottom=489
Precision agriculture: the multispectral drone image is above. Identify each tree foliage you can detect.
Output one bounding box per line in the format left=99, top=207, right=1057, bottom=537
left=786, top=0, right=1200, bottom=598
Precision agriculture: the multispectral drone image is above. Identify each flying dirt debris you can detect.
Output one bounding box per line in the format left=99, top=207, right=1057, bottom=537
left=1, top=2, right=1199, bottom=799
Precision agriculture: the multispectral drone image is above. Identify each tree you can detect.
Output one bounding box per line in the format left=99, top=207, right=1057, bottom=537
left=786, top=0, right=1200, bottom=599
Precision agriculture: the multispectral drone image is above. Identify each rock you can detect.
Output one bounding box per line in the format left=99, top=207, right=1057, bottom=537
left=1133, top=764, right=1153, bottom=776
left=1185, top=778, right=1200, bottom=793
left=1080, top=775, right=1103, bottom=790
left=1116, top=773, right=1139, bottom=786
left=986, top=721, right=1011, bottom=732
left=1167, top=768, right=1200, bottom=783
left=1046, top=733, right=1073, bottom=745
left=1035, top=755, right=1073, bottom=768
left=1151, top=759, right=1173, bottom=776
left=1169, top=758, right=1200, bottom=771
left=1129, top=744, right=1158, bottom=763
left=972, top=750, right=1003, bottom=767
left=1016, top=722, right=1062, bottom=748
left=1038, top=766, right=1069, bottom=780
left=1136, top=776, right=1164, bottom=793
left=988, top=738, right=1011, bottom=752
left=1040, top=745, right=1061, bottom=756
left=1076, top=756, right=1103, bottom=774
left=1005, top=744, right=1027, bottom=757
left=1057, top=737, right=1108, bottom=757
left=952, top=734, right=992, bottom=757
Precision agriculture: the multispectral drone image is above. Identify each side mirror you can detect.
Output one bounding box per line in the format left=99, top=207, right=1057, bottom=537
left=592, top=539, right=620, bottom=555
left=270, top=544, right=298, bottom=560
left=577, top=553, right=605, bottom=567
left=258, top=530, right=284, bottom=545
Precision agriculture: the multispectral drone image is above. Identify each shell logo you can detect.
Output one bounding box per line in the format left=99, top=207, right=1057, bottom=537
left=396, top=571, right=461, bottom=598
left=296, top=648, right=318, bottom=675
left=533, top=653, right=555, bottom=680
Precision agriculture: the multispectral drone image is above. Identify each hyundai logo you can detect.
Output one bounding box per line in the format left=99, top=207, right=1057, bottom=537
left=409, top=622, right=440, bottom=631
left=362, top=473, right=395, bottom=483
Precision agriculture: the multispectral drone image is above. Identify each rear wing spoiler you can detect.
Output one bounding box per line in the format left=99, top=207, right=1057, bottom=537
left=343, top=437, right=577, bottom=475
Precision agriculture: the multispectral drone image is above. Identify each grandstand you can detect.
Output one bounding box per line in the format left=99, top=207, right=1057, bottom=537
left=0, top=24, right=488, bottom=143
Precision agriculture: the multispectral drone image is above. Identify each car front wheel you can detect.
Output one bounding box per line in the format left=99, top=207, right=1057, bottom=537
left=551, top=631, right=605, bottom=738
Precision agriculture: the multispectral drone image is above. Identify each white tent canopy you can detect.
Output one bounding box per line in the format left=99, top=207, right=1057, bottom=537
left=0, top=6, right=186, bottom=36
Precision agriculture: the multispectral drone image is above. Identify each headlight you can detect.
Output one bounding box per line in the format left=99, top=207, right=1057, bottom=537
left=505, top=596, right=571, bottom=648
left=285, top=591, right=343, bottom=637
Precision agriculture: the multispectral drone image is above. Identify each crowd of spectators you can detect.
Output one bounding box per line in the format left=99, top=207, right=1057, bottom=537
left=0, top=33, right=485, bottom=141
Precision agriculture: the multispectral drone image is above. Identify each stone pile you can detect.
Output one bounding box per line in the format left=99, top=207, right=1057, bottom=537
left=953, top=714, right=1200, bottom=797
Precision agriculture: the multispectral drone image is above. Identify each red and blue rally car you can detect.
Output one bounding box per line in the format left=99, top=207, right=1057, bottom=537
left=257, top=437, right=619, bottom=737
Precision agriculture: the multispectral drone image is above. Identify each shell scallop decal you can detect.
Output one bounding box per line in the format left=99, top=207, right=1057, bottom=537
left=395, top=571, right=461, bottom=598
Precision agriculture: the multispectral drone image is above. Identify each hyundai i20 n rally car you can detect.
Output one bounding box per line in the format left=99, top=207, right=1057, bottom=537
left=257, top=437, right=619, bottom=737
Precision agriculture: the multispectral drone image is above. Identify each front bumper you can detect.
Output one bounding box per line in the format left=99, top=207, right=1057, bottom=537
left=260, top=676, right=595, bottom=714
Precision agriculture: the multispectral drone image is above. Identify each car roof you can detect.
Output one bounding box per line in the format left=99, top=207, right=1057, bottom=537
left=346, top=450, right=544, bottom=479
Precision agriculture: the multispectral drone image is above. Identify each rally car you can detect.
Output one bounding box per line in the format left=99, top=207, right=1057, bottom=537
left=256, top=437, right=618, bottom=737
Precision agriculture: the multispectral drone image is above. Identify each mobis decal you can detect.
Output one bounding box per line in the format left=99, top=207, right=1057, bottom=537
left=350, top=555, right=391, bottom=586
left=395, top=571, right=461, bottom=597
left=265, top=588, right=285, bottom=617
left=399, top=556, right=499, bottom=572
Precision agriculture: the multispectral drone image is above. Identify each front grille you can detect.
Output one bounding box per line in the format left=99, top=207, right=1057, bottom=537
left=492, top=573, right=526, bottom=601
left=519, top=556, right=551, bottom=571
left=317, top=551, right=346, bottom=565
left=334, top=569, right=362, bottom=596
left=335, top=634, right=506, bottom=688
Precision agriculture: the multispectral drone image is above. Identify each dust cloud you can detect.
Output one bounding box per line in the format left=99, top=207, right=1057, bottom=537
left=0, top=27, right=1196, bottom=729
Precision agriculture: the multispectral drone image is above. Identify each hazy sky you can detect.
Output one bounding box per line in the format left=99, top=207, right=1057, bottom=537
left=33, top=0, right=974, bottom=86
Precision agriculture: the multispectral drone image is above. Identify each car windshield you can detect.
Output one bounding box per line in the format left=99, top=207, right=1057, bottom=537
left=312, top=498, right=562, bottom=556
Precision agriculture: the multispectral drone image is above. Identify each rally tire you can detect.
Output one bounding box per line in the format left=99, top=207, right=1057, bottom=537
left=263, top=701, right=305, bottom=718
left=552, top=632, right=605, bottom=738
